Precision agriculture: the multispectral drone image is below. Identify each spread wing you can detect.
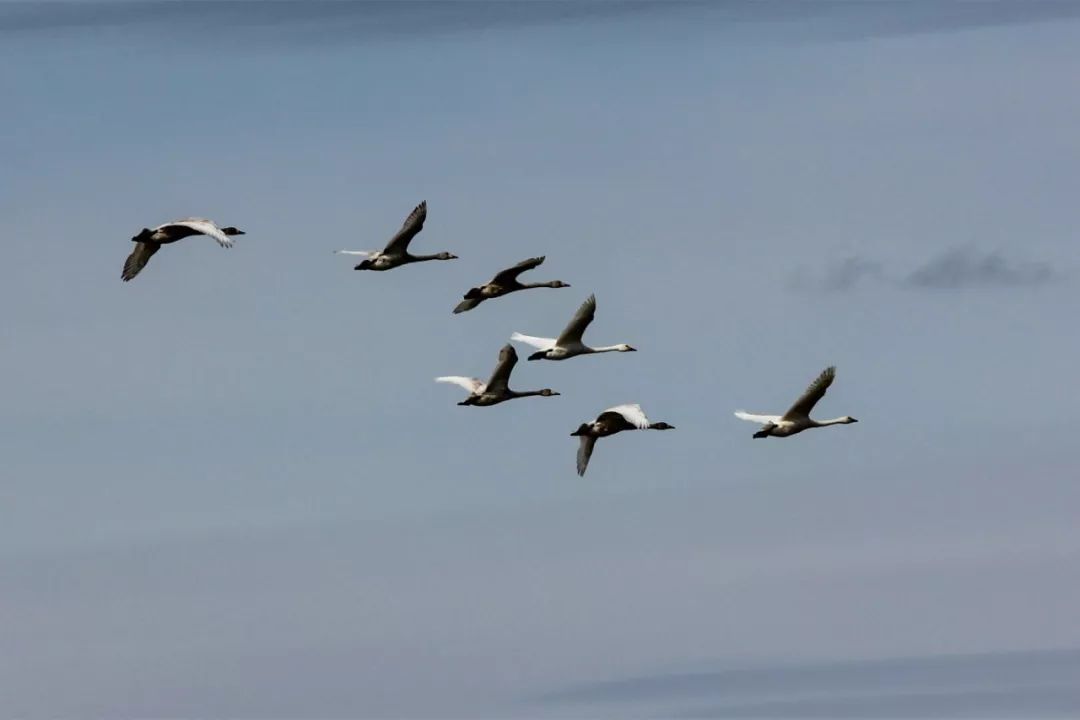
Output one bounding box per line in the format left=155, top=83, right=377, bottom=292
left=510, top=332, right=556, bottom=351
left=483, top=344, right=518, bottom=394
left=383, top=201, right=427, bottom=255
left=167, top=219, right=234, bottom=248
left=605, top=403, right=650, bottom=429
left=121, top=242, right=160, bottom=281
left=453, top=297, right=483, bottom=314
left=436, top=376, right=484, bottom=394
left=782, top=366, right=836, bottom=420
left=556, top=294, right=596, bottom=346
left=576, top=436, right=597, bottom=477
left=491, top=256, right=545, bottom=286
left=335, top=250, right=373, bottom=257
left=734, top=411, right=782, bottom=425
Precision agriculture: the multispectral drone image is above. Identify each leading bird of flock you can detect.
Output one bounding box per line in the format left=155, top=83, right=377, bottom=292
left=572, top=404, right=675, bottom=476
left=453, top=256, right=570, bottom=314
left=734, top=366, right=858, bottom=438
left=436, top=344, right=560, bottom=406
left=336, top=200, right=457, bottom=271
left=122, top=218, right=245, bottom=282
left=510, top=294, right=636, bottom=361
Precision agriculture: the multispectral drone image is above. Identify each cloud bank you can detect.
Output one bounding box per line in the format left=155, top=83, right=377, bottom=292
left=905, top=247, right=1057, bottom=289
left=537, top=648, right=1080, bottom=718
left=792, top=247, right=1061, bottom=293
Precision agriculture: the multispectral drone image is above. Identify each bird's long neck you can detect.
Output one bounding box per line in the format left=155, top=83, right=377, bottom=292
left=509, top=389, right=545, bottom=398
left=521, top=281, right=564, bottom=289
left=814, top=417, right=850, bottom=427
left=589, top=345, right=627, bottom=353
left=408, top=252, right=451, bottom=262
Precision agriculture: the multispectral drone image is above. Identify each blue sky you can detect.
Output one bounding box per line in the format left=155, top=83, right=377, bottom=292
left=2, top=1, right=1080, bottom=717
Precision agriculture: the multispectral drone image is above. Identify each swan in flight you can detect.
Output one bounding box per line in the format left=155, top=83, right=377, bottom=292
left=453, top=256, right=570, bottom=314
left=734, top=366, right=857, bottom=438
left=510, top=294, right=636, bottom=361
left=571, top=404, right=674, bottom=476
left=336, top=201, right=457, bottom=271
left=122, top=218, right=245, bottom=282
left=436, top=344, right=560, bottom=407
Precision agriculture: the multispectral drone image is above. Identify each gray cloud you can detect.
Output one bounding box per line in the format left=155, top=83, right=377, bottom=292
left=789, top=256, right=884, bottom=294
left=905, top=247, right=1058, bottom=290
left=0, top=1, right=680, bottom=40
left=537, top=648, right=1080, bottom=718
left=674, top=685, right=1080, bottom=719
left=4, top=1, right=1078, bottom=45
left=792, top=248, right=1060, bottom=293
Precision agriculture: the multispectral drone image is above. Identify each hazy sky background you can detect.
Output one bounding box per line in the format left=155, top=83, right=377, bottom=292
left=3, top=1, right=1080, bottom=717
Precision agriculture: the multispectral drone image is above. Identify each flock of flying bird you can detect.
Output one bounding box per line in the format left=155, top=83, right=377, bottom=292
left=123, top=201, right=858, bottom=475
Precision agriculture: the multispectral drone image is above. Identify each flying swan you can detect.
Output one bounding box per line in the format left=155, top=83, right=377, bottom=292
left=734, top=366, right=857, bottom=438
left=336, top=201, right=456, bottom=271
left=122, top=218, right=245, bottom=282
left=436, top=344, right=560, bottom=406
left=571, top=404, right=674, bottom=476
left=510, top=294, right=635, bottom=361
left=453, top=256, right=570, bottom=314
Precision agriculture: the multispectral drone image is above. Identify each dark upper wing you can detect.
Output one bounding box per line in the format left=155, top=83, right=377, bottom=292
left=490, top=256, right=545, bottom=286
left=782, top=366, right=836, bottom=420
left=121, top=242, right=160, bottom=281
left=383, top=200, right=427, bottom=255
left=555, top=294, right=596, bottom=346
left=483, top=344, right=518, bottom=394
left=576, top=436, right=597, bottom=476
left=453, top=297, right=483, bottom=314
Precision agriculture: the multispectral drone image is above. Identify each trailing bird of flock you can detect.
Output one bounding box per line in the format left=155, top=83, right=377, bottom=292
left=123, top=201, right=857, bottom=475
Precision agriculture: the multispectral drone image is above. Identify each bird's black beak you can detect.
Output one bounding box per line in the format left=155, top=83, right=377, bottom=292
left=626, top=346, right=638, bottom=352
left=570, top=429, right=582, bottom=436
left=528, top=351, right=545, bottom=361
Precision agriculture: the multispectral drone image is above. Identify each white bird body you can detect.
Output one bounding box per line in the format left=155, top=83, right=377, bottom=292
left=336, top=201, right=457, bottom=272
left=436, top=344, right=559, bottom=407
left=571, top=403, right=674, bottom=476
left=734, top=367, right=857, bottom=439
left=122, top=218, right=245, bottom=281
left=510, top=294, right=635, bottom=361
